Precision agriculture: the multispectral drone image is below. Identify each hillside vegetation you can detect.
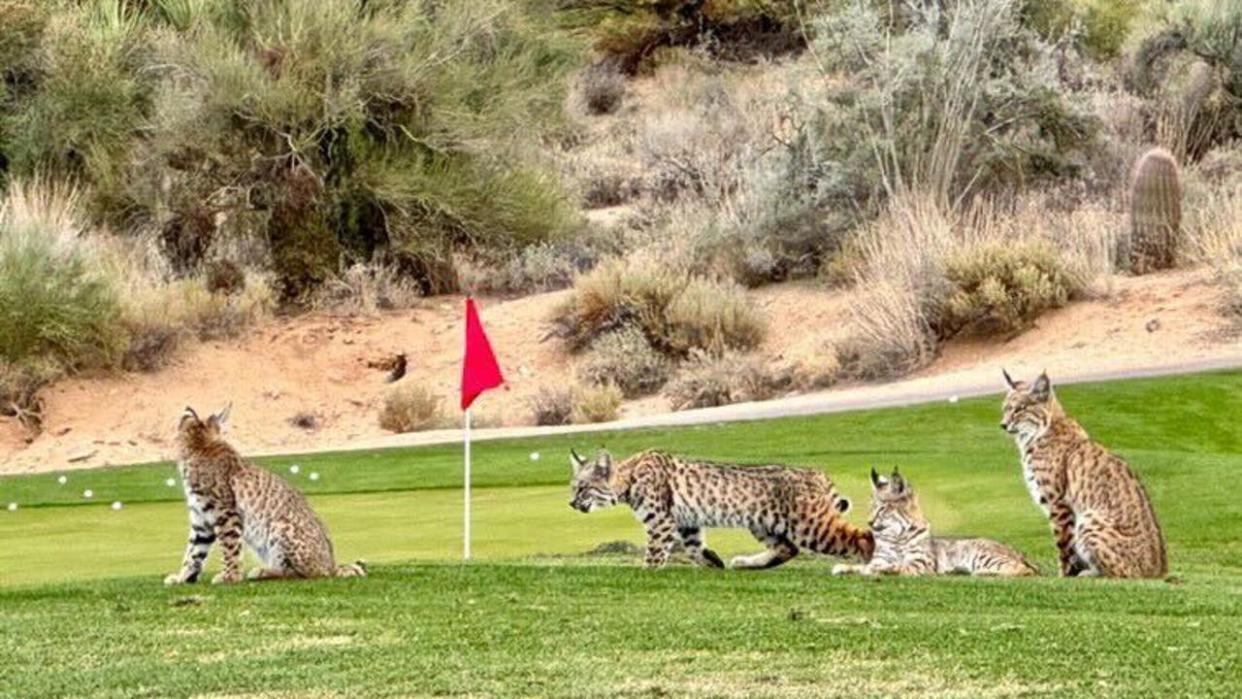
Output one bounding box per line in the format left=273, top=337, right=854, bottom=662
left=2, top=0, right=1241, bottom=434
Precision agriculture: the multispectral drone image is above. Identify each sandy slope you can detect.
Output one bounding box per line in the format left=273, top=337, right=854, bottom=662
left=1, top=268, right=1237, bottom=474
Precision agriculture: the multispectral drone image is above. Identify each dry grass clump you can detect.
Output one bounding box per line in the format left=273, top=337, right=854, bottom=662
left=1186, top=187, right=1242, bottom=318
left=577, top=327, right=670, bottom=398
left=551, top=256, right=765, bottom=358
left=314, top=263, right=423, bottom=314
left=570, top=383, right=623, bottom=424
left=579, top=59, right=626, bottom=115
left=663, top=352, right=792, bottom=411
left=379, top=385, right=449, bottom=434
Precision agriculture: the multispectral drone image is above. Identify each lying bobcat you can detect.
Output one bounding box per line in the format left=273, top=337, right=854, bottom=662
left=1002, top=371, right=1167, bottom=578
left=832, top=468, right=1037, bottom=577
left=165, top=406, right=365, bottom=585
left=569, top=448, right=872, bottom=569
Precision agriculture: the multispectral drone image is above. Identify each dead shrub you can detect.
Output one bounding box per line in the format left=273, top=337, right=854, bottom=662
left=580, top=59, right=626, bottom=115
left=0, top=357, right=60, bottom=433
left=577, top=327, right=670, bottom=398
left=205, top=260, right=246, bottom=296
left=121, top=323, right=181, bottom=373
left=379, top=385, right=448, bottom=433
left=527, top=386, right=574, bottom=426
left=570, top=383, right=623, bottom=424
left=663, top=352, right=792, bottom=411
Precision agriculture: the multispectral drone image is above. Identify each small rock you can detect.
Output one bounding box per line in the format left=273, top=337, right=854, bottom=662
left=1145, top=318, right=1161, bottom=333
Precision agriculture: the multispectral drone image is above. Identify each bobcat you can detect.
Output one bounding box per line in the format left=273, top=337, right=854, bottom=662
left=832, top=468, right=1037, bottom=577
left=165, top=406, right=365, bottom=585
left=1001, top=371, right=1167, bottom=578
left=569, top=448, right=873, bottom=569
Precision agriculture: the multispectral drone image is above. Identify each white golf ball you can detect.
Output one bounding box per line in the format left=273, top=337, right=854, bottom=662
left=6, top=502, right=16, bottom=512
left=165, top=477, right=177, bottom=487
left=530, top=452, right=541, bottom=461
left=309, top=472, right=320, bottom=481
left=289, top=464, right=300, bottom=475
left=111, top=501, right=123, bottom=511
left=83, top=489, right=94, bottom=499
left=57, top=475, right=68, bottom=485
left=949, top=395, right=960, bottom=404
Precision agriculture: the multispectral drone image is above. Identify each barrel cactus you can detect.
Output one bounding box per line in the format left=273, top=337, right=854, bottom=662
left=1129, top=148, right=1182, bottom=274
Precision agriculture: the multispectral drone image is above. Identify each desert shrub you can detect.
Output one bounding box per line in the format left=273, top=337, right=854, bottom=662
left=577, top=327, right=670, bottom=397
left=940, top=241, right=1082, bottom=336
left=527, top=386, right=574, bottom=426
left=0, top=356, right=60, bottom=430
left=837, top=280, right=939, bottom=380
left=570, top=382, right=622, bottom=424
left=807, top=0, right=1095, bottom=210
left=1022, top=0, right=1145, bottom=58
left=0, top=182, right=125, bottom=370
left=315, top=261, right=423, bottom=314
left=379, top=385, right=448, bottom=433
left=663, top=351, right=791, bottom=411
left=1185, top=184, right=1242, bottom=318
left=3, top=0, right=582, bottom=299
left=205, top=259, right=245, bottom=296
left=550, top=256, right=765, bottom=357
left=457, top=241, right=598, bottom=296
left=556, top=0, right=805, bottom=74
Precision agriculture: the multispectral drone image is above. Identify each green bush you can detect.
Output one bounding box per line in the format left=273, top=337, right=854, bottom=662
left=1022, top=0, right=1142, bottom=58
left=2, top=0, right=582, bottom=299
left=939, top=241, right=1082, bottom=337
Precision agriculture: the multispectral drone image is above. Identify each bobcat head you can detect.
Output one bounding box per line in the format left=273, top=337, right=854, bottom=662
left=176, top=405, right=230, bottom=452
left=569, top=448, right=619, bottom=513
left=868, top=467, right=923, bottom=535
left=1000, top=369, right=1059, bottom=440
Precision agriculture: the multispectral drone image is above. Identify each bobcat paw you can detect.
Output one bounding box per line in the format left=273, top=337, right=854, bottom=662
left=831, top=564, right=856, bottom=576
left=211, top=571, right=243, bottom=585
left=163, top=573, right=186, bottom=586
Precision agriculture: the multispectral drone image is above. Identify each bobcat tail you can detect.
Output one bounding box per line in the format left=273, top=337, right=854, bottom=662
left=336, top=559, right=368, bottom=578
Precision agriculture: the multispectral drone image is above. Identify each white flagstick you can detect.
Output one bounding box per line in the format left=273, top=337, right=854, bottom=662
left=463, top=408, right=472, bottom=561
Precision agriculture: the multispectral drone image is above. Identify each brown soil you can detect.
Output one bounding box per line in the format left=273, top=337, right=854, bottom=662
left=0, top=268, right=1236, bottom=474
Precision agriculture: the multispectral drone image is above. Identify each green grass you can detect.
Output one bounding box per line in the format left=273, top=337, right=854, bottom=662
left=1, top=370, right=1240, bottom=697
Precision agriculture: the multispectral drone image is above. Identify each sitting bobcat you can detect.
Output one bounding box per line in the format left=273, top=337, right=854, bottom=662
left=569, top=448, right=872, bottom=569
left=1002, top=370, right=1167, bottom=578
left=165, top=406, right=365, bottom=585
left=832, top=468, right=1037, bottom=577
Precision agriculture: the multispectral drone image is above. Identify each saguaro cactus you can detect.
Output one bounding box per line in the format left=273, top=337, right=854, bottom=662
left=1129, top=148, right=1182, bottom=274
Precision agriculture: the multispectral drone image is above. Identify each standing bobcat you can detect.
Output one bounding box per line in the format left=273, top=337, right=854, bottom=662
left=165, top=406, right=365, bottom=585
left=832, top=468, right=1037, bottom=577
left=569, top=448, right=872, bottom=569
left=1001, top=371, right=1167, bottom=578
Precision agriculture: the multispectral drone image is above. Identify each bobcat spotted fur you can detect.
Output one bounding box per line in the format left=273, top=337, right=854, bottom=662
left=1002, top=371, right=1167, bottom=578
left=569, top=449, right=873, bottom=569
left=832, top=468, right=1037, bottom=577
left=165, top=406, right=365, bottom=585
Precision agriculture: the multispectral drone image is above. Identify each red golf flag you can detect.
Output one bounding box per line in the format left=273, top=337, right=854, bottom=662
left=460, top=298, right=504, bottom=410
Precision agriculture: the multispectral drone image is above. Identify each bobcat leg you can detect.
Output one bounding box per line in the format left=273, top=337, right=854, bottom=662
left=677, top=527, right=724, bottom=569
left=165, top=516, right=215, bottom=585
left=1048, top=501, right=1083, bottom=577
left=642, top=512, right=678, bottom=568
left=246, top=567, right=290, bottom=581
left=731, top=530, right=798, bottom=570
left=211, top=508, right=245, bottom=585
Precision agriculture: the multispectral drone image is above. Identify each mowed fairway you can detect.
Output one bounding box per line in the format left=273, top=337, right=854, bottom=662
left=1, top=371, right=1240, bottom=697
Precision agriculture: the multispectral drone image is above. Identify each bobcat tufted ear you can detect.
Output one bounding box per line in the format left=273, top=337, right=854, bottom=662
left=1031, top=372, right=1052, bottom=401
left=570, top=448, right=587, bottom=474
left=1002, top=368, right=1018, bottom=391
left=889, top=469, right=909, bottom=491
left=207, top=403, right=231, bottom=433
left=182, top=406, right=200, bottom=423
left=870, top=467, right=883, bottom=488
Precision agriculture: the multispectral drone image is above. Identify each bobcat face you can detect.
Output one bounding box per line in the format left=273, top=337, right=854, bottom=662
left=868, top=467, right=917, bottom=534
left=1000, top=370, right=1054, bottom=440
left=569, top=449, right=618, bottom=513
